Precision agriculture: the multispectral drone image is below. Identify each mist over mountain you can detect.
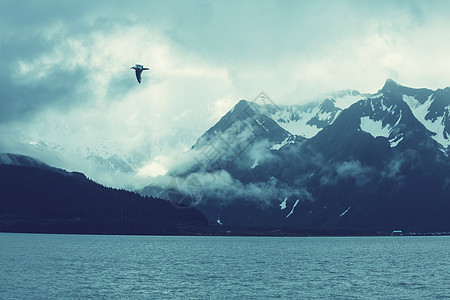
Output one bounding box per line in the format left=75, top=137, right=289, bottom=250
left=141, top=80, right=450, bottom=233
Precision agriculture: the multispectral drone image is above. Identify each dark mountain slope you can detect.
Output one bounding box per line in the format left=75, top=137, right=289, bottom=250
left=0, top=164, right=207, bottom=234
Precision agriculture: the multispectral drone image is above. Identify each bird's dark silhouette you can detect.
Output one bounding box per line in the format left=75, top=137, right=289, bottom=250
left=130, top=64, right=149, bottom=83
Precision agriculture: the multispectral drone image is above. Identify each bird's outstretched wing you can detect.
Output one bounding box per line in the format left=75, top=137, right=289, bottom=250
left=135, top=70, right=142, bottom=83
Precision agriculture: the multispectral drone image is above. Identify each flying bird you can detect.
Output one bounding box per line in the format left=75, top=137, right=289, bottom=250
left=130, top=64, right=149, bottom=83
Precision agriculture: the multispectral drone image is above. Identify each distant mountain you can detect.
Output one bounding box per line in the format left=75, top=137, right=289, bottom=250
left=0, top=157, right=208, bottom=235
left=141, top=80, right=450, bottom=233
left=4, top=137, right=141, bottom=188
left=86, top=154, right=135, bottom=173
left=0, top=153, right=87, bottom=181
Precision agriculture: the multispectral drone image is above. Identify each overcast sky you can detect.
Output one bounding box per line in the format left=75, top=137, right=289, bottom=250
left=1, top=0, right=450, bottom=185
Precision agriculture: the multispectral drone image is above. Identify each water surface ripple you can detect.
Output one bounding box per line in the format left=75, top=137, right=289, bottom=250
left=1, top=233, right=449, bottom=299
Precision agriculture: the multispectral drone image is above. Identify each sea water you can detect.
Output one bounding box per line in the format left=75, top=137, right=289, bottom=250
left=1, top=233, right=450, bottom=299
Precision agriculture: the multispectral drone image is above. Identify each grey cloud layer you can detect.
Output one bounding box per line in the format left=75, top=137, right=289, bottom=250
left=2, top=0, right=450, bottom=189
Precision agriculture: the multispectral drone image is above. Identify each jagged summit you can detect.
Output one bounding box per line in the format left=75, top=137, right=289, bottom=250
left=193, top=98, right=291, bottom=152
left=386, top=78, right=397, bottom=84
left=382, top=78, right=400, bottom=90
left=380, top=79, right=434, bottom=99
left=230, top=99, right=258, bottom=116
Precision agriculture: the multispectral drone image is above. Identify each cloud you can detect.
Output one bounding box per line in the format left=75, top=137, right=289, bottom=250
left=320, top=160, right=374, bottom=187
left=144, top=168, right=309, bottom=207
left=380, top=150, right=424, bottom=184
left=382, top=156, right=404, bottom=179
left=2, top=0, right=450, bottom=189
left=0, top=19, right=237, bottom=186
left=137, top=132, right=306, bottom=206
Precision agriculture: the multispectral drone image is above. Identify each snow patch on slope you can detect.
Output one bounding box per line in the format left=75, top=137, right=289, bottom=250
left=339, top=206, right=351, bottom=217
left=271, top=107, right=323, bottom=138
left=331, top=91, right=367, bottom=109
left=359, top=115, right=404, bottom=148
left=250, top=159, right=259, bottom=169
left=286, top=199, right=300, bottom=218
left=389, top=136, right=404, bottom=148
left=402, top=94, right=450, bottom=149
left=280, top=197, right=287, bottom=210
left=271, top=136, right=294, bottom=150
left=360, top=117, right=392, bottom=138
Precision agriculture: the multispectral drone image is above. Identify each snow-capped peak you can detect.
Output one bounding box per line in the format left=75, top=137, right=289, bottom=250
left=328, top=90, right=367, bottom=109
left=266, top=98, right=341, bottom=138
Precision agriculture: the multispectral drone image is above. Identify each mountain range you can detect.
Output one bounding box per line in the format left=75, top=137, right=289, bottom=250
left=2, top=79, right=449, bottom=234
left=142, top=79, right=450, bottom=233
